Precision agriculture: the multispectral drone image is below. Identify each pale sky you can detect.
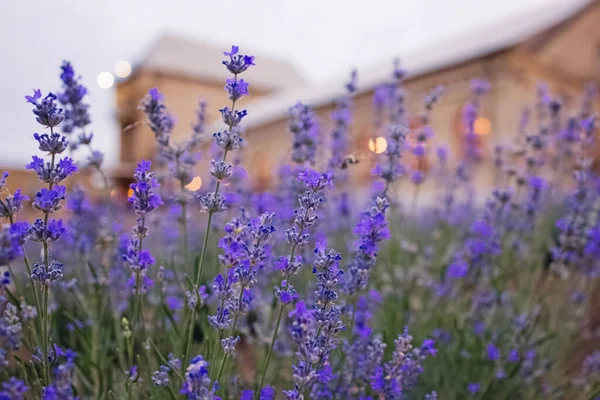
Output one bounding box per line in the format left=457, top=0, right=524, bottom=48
left=0, top=0, right=584, bottom=169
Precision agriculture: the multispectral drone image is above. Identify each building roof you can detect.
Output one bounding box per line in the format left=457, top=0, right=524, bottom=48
left=218, top=0, right=591, bottom=132
left=137, top=34, right=306, bottom=91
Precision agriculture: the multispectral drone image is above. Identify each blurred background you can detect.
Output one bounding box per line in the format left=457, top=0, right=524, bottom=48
left=0, top=0, right=598, bottom=203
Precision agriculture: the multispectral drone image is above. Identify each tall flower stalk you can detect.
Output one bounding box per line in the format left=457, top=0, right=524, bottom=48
left=256, top=169, right=333, bottom=395
left=214, top=212, right=276, bottom=384
left=25, top=89, right=76, bottom=386
left=122, top=160, right=162, bottom=371
left=182, top=45, right=254, bottom=370
left=139, top=90, right=206, bottom=263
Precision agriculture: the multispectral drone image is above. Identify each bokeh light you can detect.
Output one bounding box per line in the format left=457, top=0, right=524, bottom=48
left=96, top=71, right=115, bottom=89
left=474, top=117, right=492, bottom=136
left=368, top=137, right=388, bottom=154
left=114, top=61, right=132, bottom=78
left=185, top=176, right=203, bottom=191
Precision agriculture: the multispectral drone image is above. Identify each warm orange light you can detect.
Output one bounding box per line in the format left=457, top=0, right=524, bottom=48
left=185, top=176, right=203, bottom=191
left=368, top=137, right=387, bottom=154
left=110, top=189, right=117, bottom=197
left=474, top=117, right=492, bottom=136
left=127, top=188, right=134, bottom=198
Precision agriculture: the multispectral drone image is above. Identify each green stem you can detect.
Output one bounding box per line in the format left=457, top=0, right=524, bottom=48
left=166, top=386, right=178, bottom=400
left=183, top=73, right=237, bottom=374
left=129, top=273, right=141, bottom=366
left=215, top=285, right=246, bottom=384
left=257, top=294, right=286, bottom=395
left=128, top=216, right=146, bottom=368
left=39, top=145, right=56, bottom=388
left=42, top=285, right=50, bottom=386
left=210, top=330, right=223, bottom=377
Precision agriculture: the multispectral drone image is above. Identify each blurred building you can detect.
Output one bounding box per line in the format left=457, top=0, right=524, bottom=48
left=113, top=35, right=305, bottom=184
left=112, top=1, right=599, bottom=203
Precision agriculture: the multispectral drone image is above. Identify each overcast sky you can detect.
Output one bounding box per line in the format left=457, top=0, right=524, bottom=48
left=0, top=0, right=585, bottom=169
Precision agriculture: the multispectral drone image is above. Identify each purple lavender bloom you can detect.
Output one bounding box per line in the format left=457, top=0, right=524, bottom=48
left=0, top=303, right=21, bottom=350
left=212, top=129, right=242, bottom=152
left=57, top=61, right=91, bottom=135
left=220, top=107, right=247, bottom=128
left=372, top=124, right=409, bottom=195
left=129, top=160, right=163, bottom=216
left=32, top=186, right=66, bottom=214
left=487, top=343, right=500, bottom=361
left=0, top=185, right=29, bottom=219
left=33, top=132, right=69, bottom=155
left=87, top=150, right=104, bottom=169
left=345, top=197, right=391, bottom=295
left=198, top=192, right=227, bottom=213
left=26, top=156, right=77, bottom=184
left=467, top=382, right=480, bottom=394
left=0, top=377, right=29, bottom=400
left=28, top=219, right=65, bottom=243
left=329, top=70, right=357, bottom=171
left=31, top=260, right=64, bottom=285
left=139, top=88, right=173, bottom=147
left=192, top=100, right=208, bottom=138
left=370, top=327, right=436, bottom=398
left=288, top=102, right=319, bottom=165
left=152, top=365, right=170, bottom=387
left=224, top=78, right=249, bottom=102
left=210, top=159, right=233, bottom=180
left=0, top=172, right=7, bottom=191
left=220, top=335, right=239, bottom=354
left=222, top=45, right=255, bottom=75
left=41, top=347, right=77, bottom=399
left=25, top=90, right=64, bottom=128
left=283, top=169, right=332, bottom=251
left=282, top=301, right=319, bottom=399
left=123, top=160, right=161, bottom=292
left=179, top=355, right=219, bottom=399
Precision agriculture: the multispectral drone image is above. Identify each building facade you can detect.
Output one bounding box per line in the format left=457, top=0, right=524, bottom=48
left=112, top=1, right=600, bottom=205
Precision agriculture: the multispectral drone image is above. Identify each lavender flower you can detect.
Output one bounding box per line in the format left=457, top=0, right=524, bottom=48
left=27, top=156, right=77, bottom=185
left=31, top=260, right=64, bottom=285
left=128, top=160, right=163, bottom=216
left=180, top=355, right=219, bottom=399
left=57, top=61, right=91, bottom=136
left=0, top=303, right=21, bottom=350
left=344, top=197, right=391, bottom=295
left=140, top=87, right=173, bottom=147
left=288, top=102, right=319, bottom=165
left=370, top=328, right=436, bottom=398
left=222, top=45, right=255, bottom=74
left=0, top=377, right=28, bottom=400
left=25, top=90, right=64, bottom=128
left=33, top=133, right=69, bottom=155
left=152, top=365, right=170, bottom=387
left=42, top=348, right=77, bottom=400
left=28, top=219, right=65, bottom=244
left=0, top=175, right=29, bottom=219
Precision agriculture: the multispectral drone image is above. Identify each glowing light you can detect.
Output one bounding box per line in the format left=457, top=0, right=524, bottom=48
left=96, top=71, right=114, bottom=89
left=110, top=189, right=117, bottom=197
left=368, top=137, right=387, bottom=154
left=127, top=188, right=134, bottom=199
left=474, top=117, right=492, bottom=136
left=185, top=176, right=203, bottom=191
left=114, top=61, right=132, bottom=78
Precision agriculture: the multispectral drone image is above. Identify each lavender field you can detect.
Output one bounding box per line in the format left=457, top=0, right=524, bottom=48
left=0, top=44, right=599, bottom=400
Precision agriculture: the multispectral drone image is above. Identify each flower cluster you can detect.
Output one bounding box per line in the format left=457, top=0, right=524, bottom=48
left=345, top=197, right=391, bottom=295
left=197, top=45, right=254, bottom=215
left=2, top=42, right=599, bottom=400
left=123, top=160, right=162, bottom=291
left=288, top=102, right=319, bottom=165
